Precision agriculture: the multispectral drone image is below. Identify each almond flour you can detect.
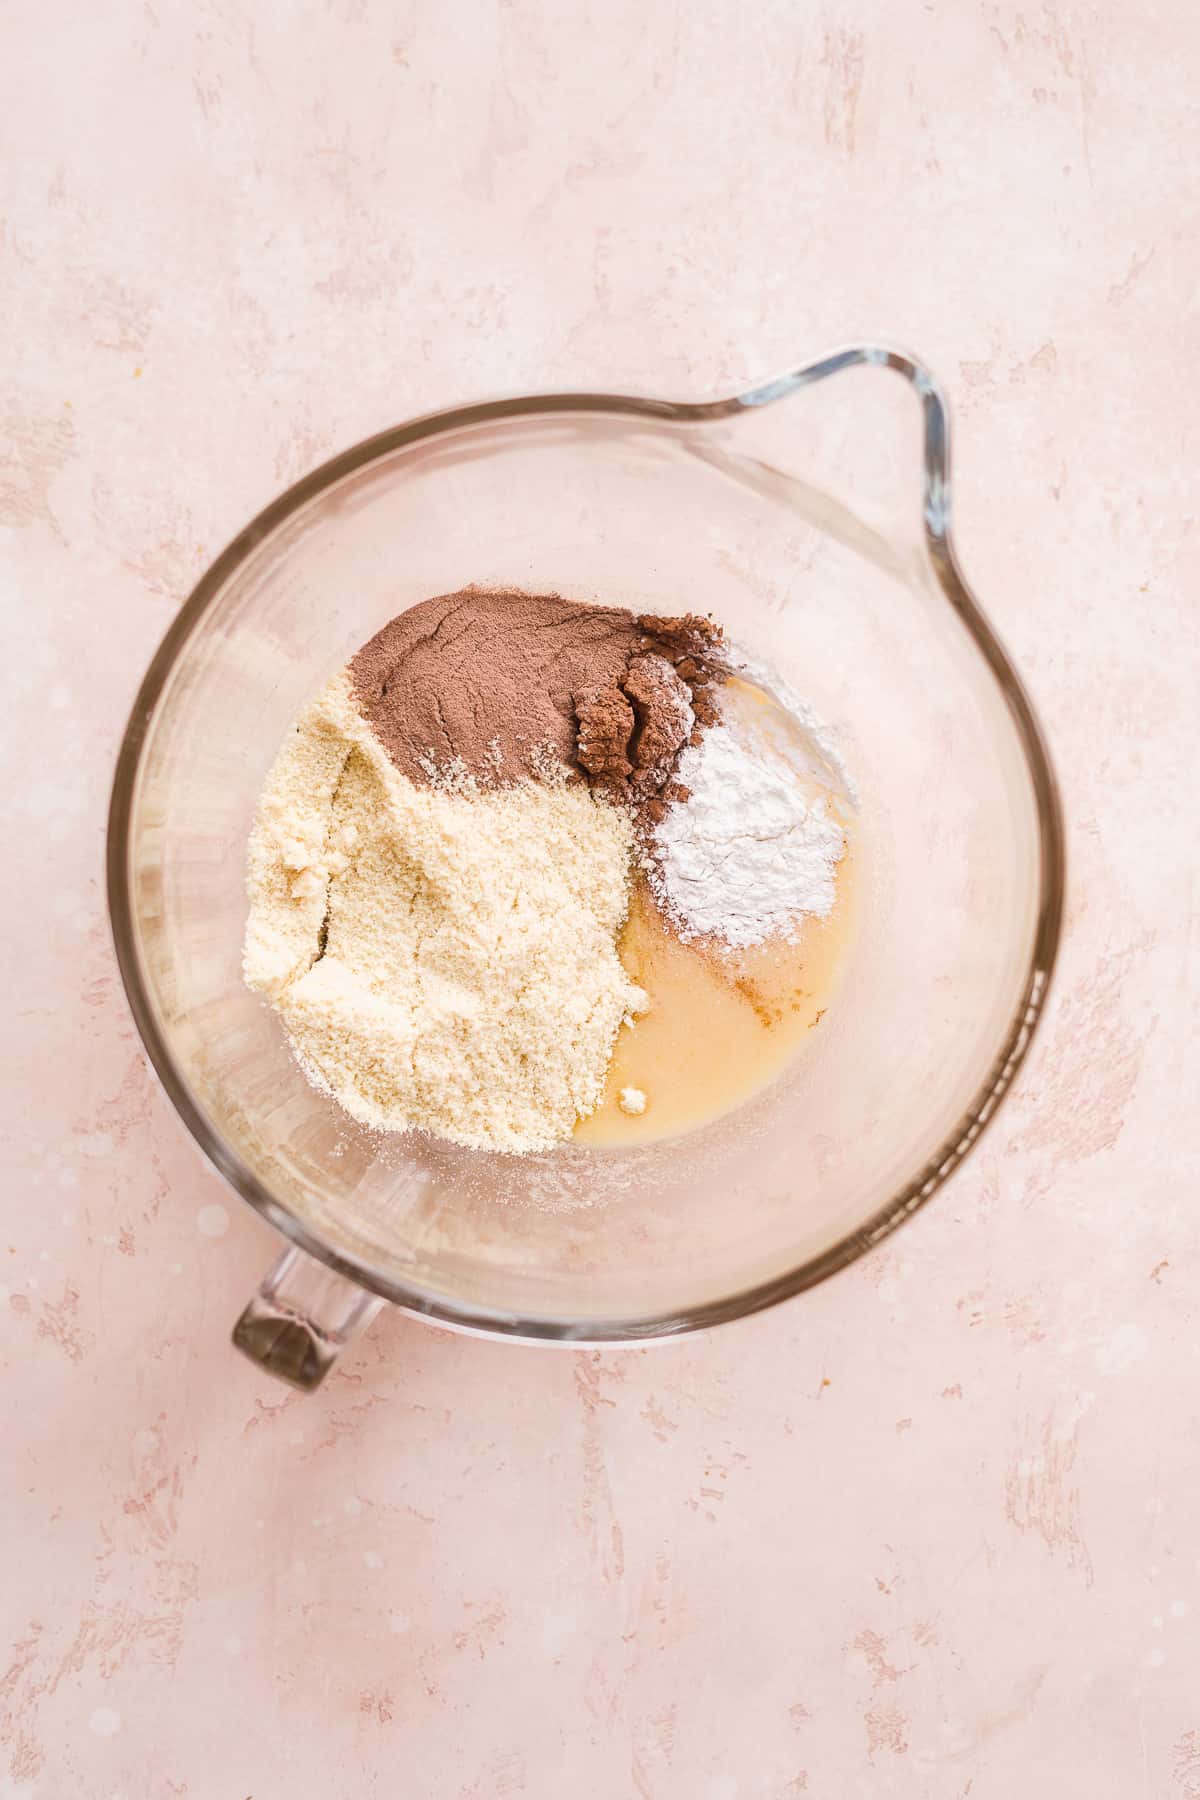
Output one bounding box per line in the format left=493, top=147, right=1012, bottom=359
left=243, top=673, right=647, bottom=1154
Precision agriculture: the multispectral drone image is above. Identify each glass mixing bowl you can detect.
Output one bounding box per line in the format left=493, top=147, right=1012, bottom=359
left=107, top=347, right=1064, bottom=1389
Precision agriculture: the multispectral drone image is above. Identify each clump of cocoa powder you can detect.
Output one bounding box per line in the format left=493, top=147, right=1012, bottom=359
left=574, top=614, right=723, bottom=815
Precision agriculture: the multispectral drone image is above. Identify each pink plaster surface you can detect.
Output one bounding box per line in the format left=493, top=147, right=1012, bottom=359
left=1, top=2, right=1197, bottom=1794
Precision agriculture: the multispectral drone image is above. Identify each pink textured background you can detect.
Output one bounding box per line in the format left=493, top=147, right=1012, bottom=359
left=2, top=3, right=1197, bottom=1794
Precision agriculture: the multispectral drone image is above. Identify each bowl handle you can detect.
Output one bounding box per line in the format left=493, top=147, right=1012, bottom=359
left=232, top=1246, right=384, bottom=1391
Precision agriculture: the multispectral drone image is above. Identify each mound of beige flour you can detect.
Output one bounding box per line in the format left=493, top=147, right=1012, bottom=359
left=243, top=671, right=648, bottom=1154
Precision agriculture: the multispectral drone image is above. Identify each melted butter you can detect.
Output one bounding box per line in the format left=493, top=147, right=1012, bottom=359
left=576, top=851, right=856, bottom=1148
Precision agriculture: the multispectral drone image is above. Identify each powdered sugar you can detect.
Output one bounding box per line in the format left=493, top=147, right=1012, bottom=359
left=650, top=721, right=845, bottom=949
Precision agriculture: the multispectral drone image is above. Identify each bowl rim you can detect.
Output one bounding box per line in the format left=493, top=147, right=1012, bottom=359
left=106, top=344, right=1066, bottom=1342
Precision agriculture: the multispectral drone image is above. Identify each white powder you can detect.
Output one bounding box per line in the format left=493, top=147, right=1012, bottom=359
left=244, top=674, right=647, bottom=1155
left=650, top=723, right=845, bottom=949
left=730, top=649, right=858, bottom=802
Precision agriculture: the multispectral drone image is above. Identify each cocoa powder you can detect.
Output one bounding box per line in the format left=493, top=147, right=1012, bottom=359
left=350, top=588, right=724, bottom=816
